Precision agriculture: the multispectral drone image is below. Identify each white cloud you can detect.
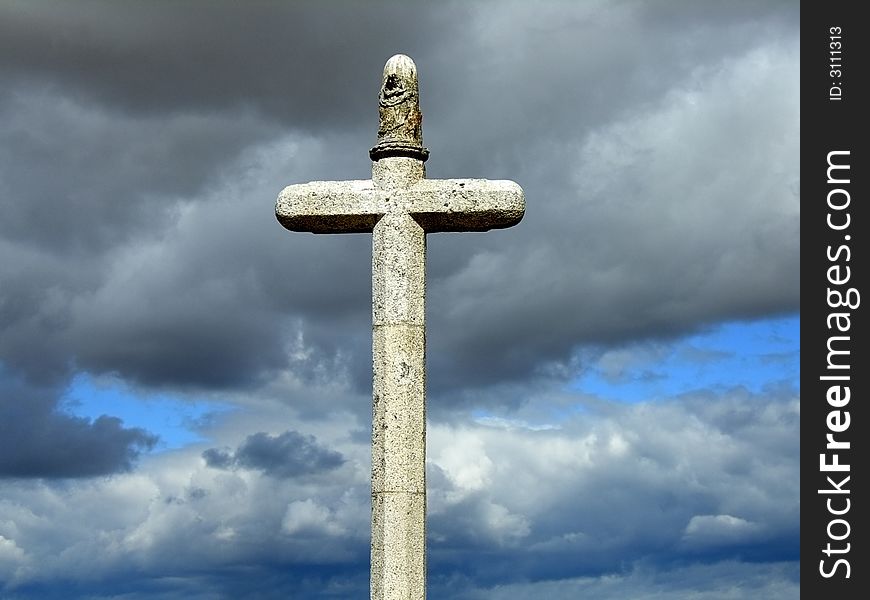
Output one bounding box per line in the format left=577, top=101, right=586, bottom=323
left=681, top=514, right=763, bottom=549
left=0, top=535, right=28, bottom=585
left=430, top=427, right=494, bottom=495
left=0, top=384, right=797, bottom=595
left=282, top=499, right=345, bottom=536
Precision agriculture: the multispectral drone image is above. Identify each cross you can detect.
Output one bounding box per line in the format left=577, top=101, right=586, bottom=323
left=275, top=54, right=524, bottom=600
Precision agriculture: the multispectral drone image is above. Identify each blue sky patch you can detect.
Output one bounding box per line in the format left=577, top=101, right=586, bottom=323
left=61, top=373, right=234, bottom=450
left=572, top=314, right=799, bottom=402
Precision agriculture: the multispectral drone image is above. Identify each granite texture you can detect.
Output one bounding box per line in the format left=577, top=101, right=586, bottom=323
left=371, top=492, right=426, bottom=600
left=276, top=172, right=524, bottom=234
left=274, top=54, right=524, bottom=600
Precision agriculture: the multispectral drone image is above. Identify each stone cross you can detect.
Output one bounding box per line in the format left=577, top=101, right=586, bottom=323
left=275, top=54, right=524, bottom=600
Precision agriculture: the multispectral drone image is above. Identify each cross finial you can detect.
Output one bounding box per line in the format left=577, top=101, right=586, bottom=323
left=370, top=54, right=429, bottom=162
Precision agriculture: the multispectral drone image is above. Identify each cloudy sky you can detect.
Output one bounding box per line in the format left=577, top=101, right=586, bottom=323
left=0, top=1, right=799, bottom=598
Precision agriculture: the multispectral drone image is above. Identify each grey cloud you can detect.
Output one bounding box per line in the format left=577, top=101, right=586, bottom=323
left=0, top=128, right=371, bottom=391
left=201, top=447, right=234, bottom=470
left=425, top=33, right=799, bottom=392
left=425, top=387, right=799, bottom=586
left=203, top=430, right=345, bottom=478
left=0, top=387, right=796, bottom=596
left=444, top=561, right=799, bottom=600
left=0, top=1, right=462, bottom=129
left=0, top=87, right=278, bottom=256
left=0, top=0, right=798, bottom=401
left=0, top=373, right=157, bottom=478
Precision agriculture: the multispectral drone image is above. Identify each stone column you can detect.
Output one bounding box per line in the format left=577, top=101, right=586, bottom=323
left=370, top=156, right=427, bottom=599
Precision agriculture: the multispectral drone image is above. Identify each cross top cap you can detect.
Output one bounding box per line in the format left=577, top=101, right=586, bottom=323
left=370, top=54, right=429, bottom=162
left=383, top=54, right=417, bottom=84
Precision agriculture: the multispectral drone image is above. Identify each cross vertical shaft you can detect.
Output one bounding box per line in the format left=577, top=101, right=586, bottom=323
left=371, top=158, right=427, bottom=598
left=275, top=54, right=524, bottom=600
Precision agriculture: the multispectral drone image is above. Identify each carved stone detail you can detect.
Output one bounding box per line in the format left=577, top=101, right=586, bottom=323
left=370, top=54, right=429, bottom=162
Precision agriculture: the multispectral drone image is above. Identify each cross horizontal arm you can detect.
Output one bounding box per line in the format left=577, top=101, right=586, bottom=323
left=276, top=180, right=386, bottom=233
left=406, top=179, right=524, bottom=232
left=276, top=177, right=524, bottom=235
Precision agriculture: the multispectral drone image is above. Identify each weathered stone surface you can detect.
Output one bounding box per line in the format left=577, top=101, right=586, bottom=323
left=372, top=156, right=425, bottom=190
left=371, top=491, right=426, bottom=600
left=407, top=178, right=525, bottom=232
left=373, top=212, right=425, bottom=326
left=372, top=323, right=426, bottom=494
left=276, top=176, right=523, bottom=234
left=276, top=180, right=381, bottom=233
left=274, top=54, right=524, bottom=600
left=371, top=206, right=427, bottom=598
left=370, top=54, right=428, bottom=162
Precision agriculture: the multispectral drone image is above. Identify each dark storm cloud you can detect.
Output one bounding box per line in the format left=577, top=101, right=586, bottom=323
left=0, top=0, right=799, bottom=401
left=0, top=0, right=460, bottom=129
left=0, top=90, right=277, bottom=254
left=204, top=430, right=345, bottom=478
left=0, top=371, right=157, bottom=478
